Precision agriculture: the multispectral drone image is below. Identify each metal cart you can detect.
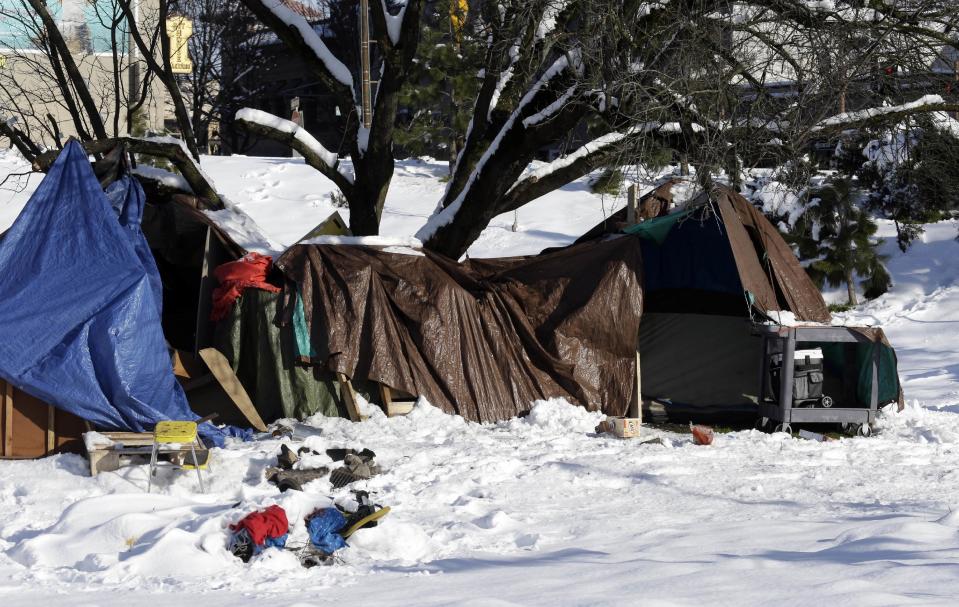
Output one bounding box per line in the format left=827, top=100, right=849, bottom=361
left=755, top=324, right=881, bottom=436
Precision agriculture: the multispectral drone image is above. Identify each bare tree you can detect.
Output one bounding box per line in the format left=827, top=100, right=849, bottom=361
left=0, top=0, right=162, bottom=155
left=235, top=0, right=424, bottom=236
left=416, top=0, right=959, bottom=258
left=233, top=0, right=958, bottom=255
left=0, top=0, right=224, bottom=204
left=157, top=0, right=273, bottom=153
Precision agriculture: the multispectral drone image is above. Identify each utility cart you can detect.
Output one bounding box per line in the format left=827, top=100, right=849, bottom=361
left=755, top=323, right=882, bottom=436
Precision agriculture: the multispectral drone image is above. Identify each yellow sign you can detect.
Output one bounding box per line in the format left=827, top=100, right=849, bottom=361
left=166, top=16, right=193, bottom=74
left=450, top=0, right=468, bottom=42
left=0, top=55, right=6, bottom=69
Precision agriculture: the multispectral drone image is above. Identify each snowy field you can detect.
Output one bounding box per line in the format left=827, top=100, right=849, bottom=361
left=2, top=150, right=959, bottom=606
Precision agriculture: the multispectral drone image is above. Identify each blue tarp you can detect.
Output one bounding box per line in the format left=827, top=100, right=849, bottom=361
left=0, top=141, right=200, bottom=433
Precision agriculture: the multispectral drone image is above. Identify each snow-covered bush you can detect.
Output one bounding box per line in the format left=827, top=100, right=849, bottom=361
left=857, top=116, right=959, bottom=251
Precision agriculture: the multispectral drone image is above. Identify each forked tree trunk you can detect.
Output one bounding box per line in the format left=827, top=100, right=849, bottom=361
left=846, top=271, right=858, bottom=306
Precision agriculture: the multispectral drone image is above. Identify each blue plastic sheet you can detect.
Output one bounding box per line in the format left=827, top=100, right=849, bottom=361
left=306, top=508, right=348, bottom=554
left=0, top=141, right=198, bottom=432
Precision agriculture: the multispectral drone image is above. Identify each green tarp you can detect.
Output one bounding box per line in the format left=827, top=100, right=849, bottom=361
left=622, top=208, right=693, bottom=244
left=213, top=289, right=346, bottom=421
left=817, top=341, right=900, bottom=407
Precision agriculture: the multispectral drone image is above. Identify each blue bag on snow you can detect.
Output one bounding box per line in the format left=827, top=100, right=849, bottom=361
left=306, top=508, right=348, bottom=554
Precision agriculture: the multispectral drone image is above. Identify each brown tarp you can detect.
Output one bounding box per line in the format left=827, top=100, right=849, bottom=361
left=276, top=236, right=644, bottom=423
left=721, top=189, right=832, bottom=323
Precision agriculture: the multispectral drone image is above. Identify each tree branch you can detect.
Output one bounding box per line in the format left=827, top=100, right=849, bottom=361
left=24, top=0, right=108, bottom=140
left=501, top=132, right=630, bottom=211
left=32, top=137, right=223, bottom=209
left=117, top=0, right=202, bottom=160
left=812, top=96, right=959, bottom=134
left=239, top=0, right=357, bottom=119
left=0, top=119, right=43, bottom=162
left=234, top=108, right=355, bottom=196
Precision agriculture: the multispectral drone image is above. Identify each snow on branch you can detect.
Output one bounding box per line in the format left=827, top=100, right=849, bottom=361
left=256, top=0, right=356, bottom=99
left=523, top=85, right=577, bottom=127
left=506, top=130, right=629, bottom=195
left=417, top=55, right=573, bottom=242
left=380, top=0, right=408, bottom=45
left=236, top=108, right=339, bottom=170
left=813, top=95, right=959, bottom=132
left=488, top=42, right=521, bottom=120
left=536, top=0, right=570, bottom=40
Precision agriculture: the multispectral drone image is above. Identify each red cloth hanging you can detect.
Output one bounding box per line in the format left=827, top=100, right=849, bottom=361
left=210, top=252, right=281, bottom=321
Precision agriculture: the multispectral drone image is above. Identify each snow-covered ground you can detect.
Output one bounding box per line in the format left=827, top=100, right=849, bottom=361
left=2, top=150, right=959, bottom=606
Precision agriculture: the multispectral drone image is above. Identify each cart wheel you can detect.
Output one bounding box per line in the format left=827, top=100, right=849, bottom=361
left=857, top=424, right=872, bottom=437
left=774, top=423, right=792, bottom=435
left=754, top=417, right=770, bottom=431
left=821, top=396, right=833, bottom=408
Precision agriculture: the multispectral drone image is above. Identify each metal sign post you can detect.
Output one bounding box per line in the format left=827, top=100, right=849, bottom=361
left=359, top=0, right=372, bottom=129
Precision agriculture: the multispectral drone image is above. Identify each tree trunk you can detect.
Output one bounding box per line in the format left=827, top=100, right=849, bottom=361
left=845, top=271, right=858, bottom=306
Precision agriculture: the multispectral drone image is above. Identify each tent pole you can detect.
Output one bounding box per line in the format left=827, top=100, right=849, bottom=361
left=628, top=347, right=642, bottom=422
left=626, top=184, right=639, bottom=225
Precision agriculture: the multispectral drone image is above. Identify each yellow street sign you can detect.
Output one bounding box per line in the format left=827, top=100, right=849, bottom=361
left=450, top=0, right=468, bottom=38
left=166, top=16, right=193, bottom=74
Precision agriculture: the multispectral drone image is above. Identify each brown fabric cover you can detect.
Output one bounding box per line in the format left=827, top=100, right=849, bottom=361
left=276, top=237, right=644, bottom=423
left=714, top=190, right=783, bottom=316
left=723, top=190, right=832, bottom=323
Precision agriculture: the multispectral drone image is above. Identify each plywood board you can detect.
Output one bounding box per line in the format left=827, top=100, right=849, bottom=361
left=337, top=373, right=362, bottom=422
left=198, top=348, right=268, bottom=431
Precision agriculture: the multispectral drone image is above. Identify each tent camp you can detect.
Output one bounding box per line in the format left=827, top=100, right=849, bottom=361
left=573, top=180, right=902, bottom=417
left=0, top=144, right=903, bottom=454
left=236, top=180, right=899, bottom=425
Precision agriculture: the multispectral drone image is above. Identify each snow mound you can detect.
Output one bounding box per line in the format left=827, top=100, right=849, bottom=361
left=518, top=398, right=606, bottom=434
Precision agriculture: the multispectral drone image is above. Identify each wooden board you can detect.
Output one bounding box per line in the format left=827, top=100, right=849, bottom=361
left=337, top=373, right=363, bottom=422
left=378, top=384, right=415, bottom=417
left=46, top=404, right=55, bottom=453
left=197, top=348, right=268, bottom=431
left=295, top=211, right=351, bottom=243
left=195, top=226, right=236, bottom=351
left=0, top=380, right=86, bottom=458
left=2, top=381, right=12, bottom=456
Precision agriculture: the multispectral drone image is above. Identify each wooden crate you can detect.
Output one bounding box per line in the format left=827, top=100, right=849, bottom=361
left=0, top=379, right=87, bottom=459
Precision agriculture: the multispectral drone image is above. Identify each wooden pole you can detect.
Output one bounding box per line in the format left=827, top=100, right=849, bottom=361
left=628, top=348, right=642, bottom=422
left=626, top=184, right=639, bottom=225
left=46, top=404, right=56, bottom=455
left=954, top=60, right=959, bottom=120
left=337, top=372, right=363, bottom=421
left=359, top=0, right=373, bottom=129
left=3, top=381, right=13, bottom=457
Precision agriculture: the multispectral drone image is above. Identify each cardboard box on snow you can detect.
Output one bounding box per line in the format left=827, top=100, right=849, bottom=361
left=597, top=417, right=641, bottom=438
